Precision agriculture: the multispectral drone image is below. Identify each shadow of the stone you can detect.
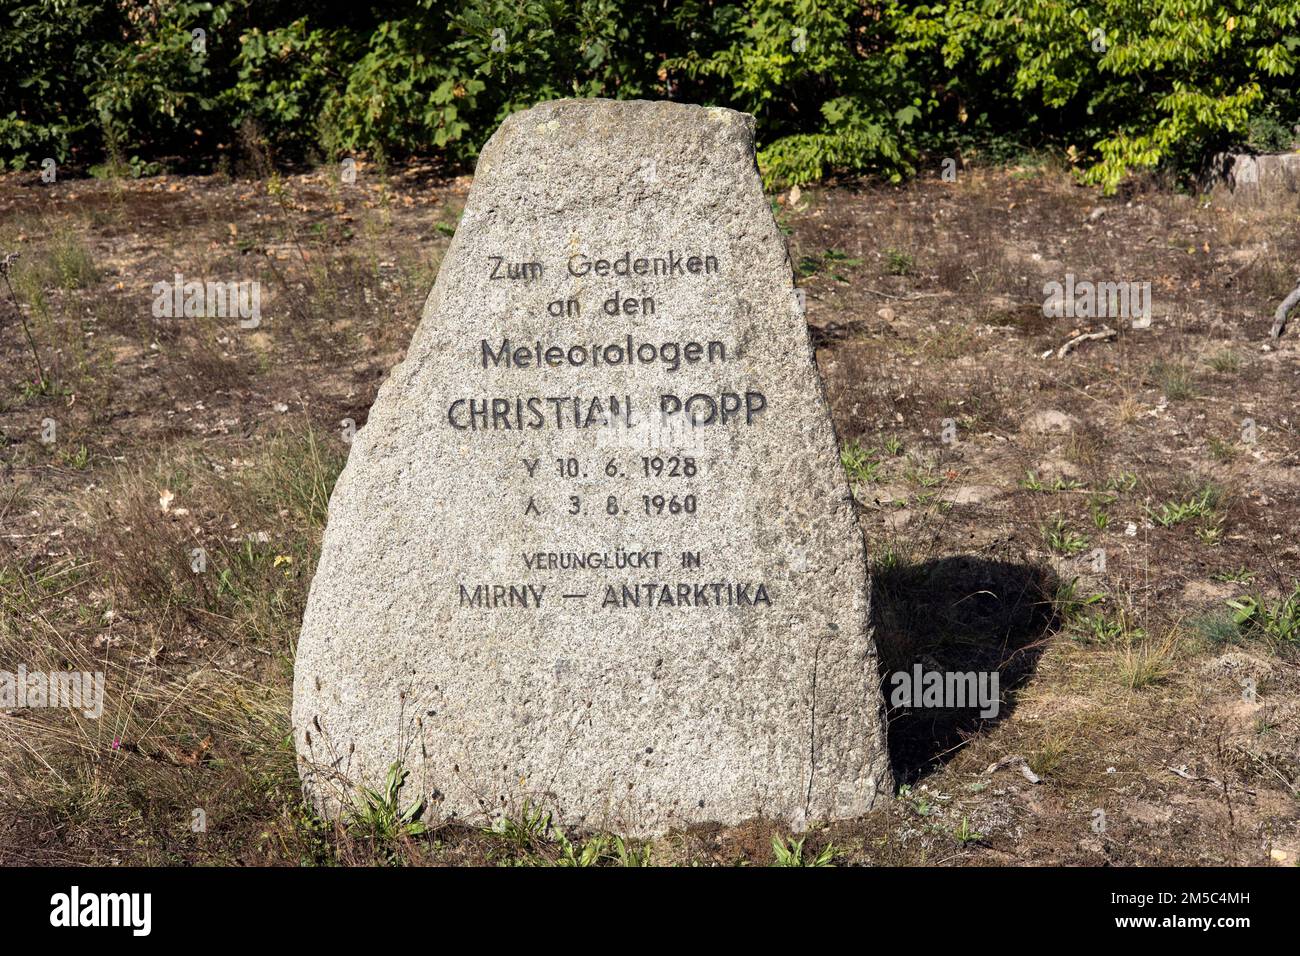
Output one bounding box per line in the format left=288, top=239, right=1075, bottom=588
left=871, top=555, right=1060, bottom=784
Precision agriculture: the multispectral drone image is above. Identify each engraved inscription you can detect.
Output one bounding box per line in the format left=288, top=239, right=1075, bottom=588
left=453, top=249, right=772, bottom=610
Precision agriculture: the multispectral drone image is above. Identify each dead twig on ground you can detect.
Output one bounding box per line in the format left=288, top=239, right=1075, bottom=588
left=1055, top=325, right=1117, bottom=358
left=861, top=287, right=944, bottom=301
left=1269, top=278, right=1300, bottom=340
left=985, top=754, right=1042, bottom=784
left=1166, top=764, right=1255, bottom=797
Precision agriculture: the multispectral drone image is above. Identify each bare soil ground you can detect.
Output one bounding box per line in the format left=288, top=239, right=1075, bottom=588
left=1, top=158, right=1297, bottom=866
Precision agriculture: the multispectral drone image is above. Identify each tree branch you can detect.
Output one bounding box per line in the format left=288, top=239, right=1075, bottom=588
left=1270, top=278, right=1300, bottom=341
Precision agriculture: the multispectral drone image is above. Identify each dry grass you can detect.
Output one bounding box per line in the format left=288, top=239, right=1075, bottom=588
left=2, top=159, right=1298, bottom=866
left=1113, top=631, right=1181, bottom=690
left=0, top=428, right=344, bottom=864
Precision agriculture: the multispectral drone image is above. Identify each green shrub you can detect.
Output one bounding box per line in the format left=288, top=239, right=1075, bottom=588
left=910, top=0, right=1300, bottom=192
left=2, top=1, right=1297, bottom=191
left=665, top=0, right=930, bottom=186
left=0, top=0, right=116, bottom=169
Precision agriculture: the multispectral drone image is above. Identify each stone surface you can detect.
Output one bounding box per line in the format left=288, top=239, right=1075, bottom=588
left=942, top=484, right=1004, bottom=506
left=292, top=98, right=891, bottom=835
left=1205, top=150, right=1300, bottom=193
left=1021, top=409, right=1081, bottom=435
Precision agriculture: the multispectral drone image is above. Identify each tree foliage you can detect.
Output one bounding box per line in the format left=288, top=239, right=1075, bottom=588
left=1, top=0, right=1297, bottom=192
